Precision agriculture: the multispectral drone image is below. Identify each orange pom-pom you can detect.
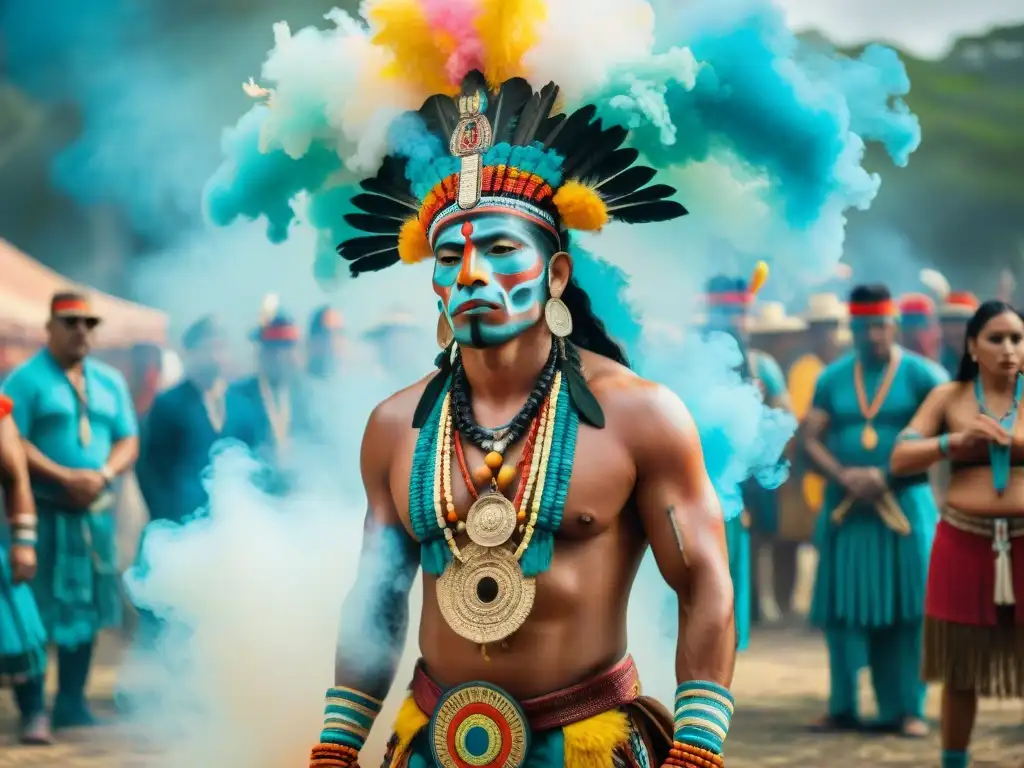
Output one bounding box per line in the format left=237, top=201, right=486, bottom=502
left=398, top=218, right=432, bottom=264
left=748, top=260, right=769, bottom=297
left=552, top=180, right=609, bottom=232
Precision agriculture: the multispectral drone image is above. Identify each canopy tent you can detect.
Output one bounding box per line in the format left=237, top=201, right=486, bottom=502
left=0, top=238, right=168, bottom=349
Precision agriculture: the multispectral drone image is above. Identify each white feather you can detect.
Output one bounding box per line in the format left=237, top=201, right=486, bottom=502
left=919, top=268, right=950, bottom=300
left=259, top=293, right=280, bottom=326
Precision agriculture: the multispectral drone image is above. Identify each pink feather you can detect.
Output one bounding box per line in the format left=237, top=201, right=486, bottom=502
left=420, top=0, right=485, bottom=85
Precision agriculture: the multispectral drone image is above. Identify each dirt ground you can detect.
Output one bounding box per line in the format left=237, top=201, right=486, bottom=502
left=0, top=622, right=1021, bottom=768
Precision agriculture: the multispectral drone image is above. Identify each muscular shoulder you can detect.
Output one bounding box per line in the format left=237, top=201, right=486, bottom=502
left=581, top=350, right=697, bottom=459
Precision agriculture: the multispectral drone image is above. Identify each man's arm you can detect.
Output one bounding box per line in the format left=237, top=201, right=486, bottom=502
left=1, top=413, right=35, bottom=522
left=633, top=386, right=734, bottom=686
left=1, top=371, right=70, bottom=484
left=630, top=384, right=736, bottom=765
left=313, top=401, right=419, bottom=762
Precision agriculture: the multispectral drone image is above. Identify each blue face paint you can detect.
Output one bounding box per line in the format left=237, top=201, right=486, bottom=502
left=431, top=213, right=555, bottom=348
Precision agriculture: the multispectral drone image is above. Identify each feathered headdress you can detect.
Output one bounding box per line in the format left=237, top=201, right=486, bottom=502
left=338, top=69, right=687, bottom=275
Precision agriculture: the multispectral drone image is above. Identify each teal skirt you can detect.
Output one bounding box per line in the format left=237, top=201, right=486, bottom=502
left=33, top=504, right=122, bottom=648
left=809, top=482, right=936, bottom=630
left=726, top=514, right=751, bottom=651
left=0, top=544, right=48, bottom=683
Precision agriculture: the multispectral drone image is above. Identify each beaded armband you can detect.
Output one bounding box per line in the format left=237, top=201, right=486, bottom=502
left=673, top=681, right=734, bottom=757
left=10, top=514, right=37, bottom=548
left=310, top=686, right=382, bottom=766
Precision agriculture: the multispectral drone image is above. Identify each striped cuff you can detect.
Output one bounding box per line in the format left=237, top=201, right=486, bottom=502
left=673, top=681, right=734, bottom=755
left=318, top=686, right=383, bottom=750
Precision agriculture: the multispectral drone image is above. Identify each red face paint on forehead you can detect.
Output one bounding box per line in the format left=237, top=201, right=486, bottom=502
left=461, top=220, right=474, bottom=264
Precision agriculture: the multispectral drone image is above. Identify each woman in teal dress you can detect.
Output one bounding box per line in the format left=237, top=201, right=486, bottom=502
left=0, top=394, right=51, bottom=744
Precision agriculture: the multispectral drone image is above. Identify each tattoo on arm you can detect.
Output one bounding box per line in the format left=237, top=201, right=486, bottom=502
left=666, top=505, right=685, bottom=556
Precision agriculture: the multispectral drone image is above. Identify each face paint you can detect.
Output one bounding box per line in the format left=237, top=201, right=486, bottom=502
left=431, top=213, right=554, bottom=348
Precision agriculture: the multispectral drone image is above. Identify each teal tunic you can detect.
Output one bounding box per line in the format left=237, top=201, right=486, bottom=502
left=2, top=350, right=137, bottom=648
left=0, top=533, right=47, bottom=683
left=808, top=348, right=947, bottom=722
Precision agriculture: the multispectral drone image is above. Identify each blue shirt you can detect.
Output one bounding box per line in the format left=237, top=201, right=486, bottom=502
left=812, top=348, right=948, bottom=471
left=1, top=349, right=137, bottom=497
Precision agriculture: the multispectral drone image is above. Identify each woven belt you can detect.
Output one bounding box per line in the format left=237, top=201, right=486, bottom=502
left=830, top=491, right=910, bottom=535
left=944, top=508, right=1024, bottom=606
left=412, top=655, right=642, bottom=731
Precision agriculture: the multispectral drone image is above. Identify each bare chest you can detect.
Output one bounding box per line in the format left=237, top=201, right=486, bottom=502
left=390, top=422, right=637, bottom=543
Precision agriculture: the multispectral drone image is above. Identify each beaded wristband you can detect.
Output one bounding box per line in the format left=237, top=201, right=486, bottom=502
left=12, top=531, right=37, bottom=547
left=664, top=741, right=726, bottom=768
left=673, top=681, right=734, bottom=756
left=318, top=686, right=382, bottom=750
left=938, top=433, right=950, bottom=457
left=310, top=742, right=360, bottom=767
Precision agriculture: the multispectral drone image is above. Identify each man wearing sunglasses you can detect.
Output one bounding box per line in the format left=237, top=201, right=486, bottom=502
left=0, top=291, right=138, bottom=730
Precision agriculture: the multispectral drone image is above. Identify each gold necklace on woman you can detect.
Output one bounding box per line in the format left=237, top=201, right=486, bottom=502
left=853, top=347, right=902, bottom=451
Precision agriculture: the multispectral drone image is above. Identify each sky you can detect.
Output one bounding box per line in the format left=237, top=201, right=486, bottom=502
left=777, top=0, right=1024, bottom=57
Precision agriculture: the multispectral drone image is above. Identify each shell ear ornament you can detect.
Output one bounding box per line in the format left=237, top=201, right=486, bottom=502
left=544, top=252, right=573, bottom=339
left=437, top=312, right=455, bottom=349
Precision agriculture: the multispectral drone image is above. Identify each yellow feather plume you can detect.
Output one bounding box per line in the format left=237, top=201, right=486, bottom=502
left=553, top=181, right=609, bottom=232
left=398, top=218, right=433, bottom=264
left=748, top=260, right=769, bottom=297
left=475, top=0, right=547, bottom=86
left=368, top=0, right=459, bottom=96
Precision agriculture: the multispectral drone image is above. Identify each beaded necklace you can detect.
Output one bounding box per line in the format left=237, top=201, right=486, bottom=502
left=974, top=372, right=1023, bottom=496
left=409, top=364, right=579, bottom=577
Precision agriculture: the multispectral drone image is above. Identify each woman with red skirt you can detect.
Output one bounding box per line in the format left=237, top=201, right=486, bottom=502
left=891, top=300, right=1024, bottom=768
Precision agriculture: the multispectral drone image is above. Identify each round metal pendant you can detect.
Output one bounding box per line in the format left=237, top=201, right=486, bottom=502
left=544, top=298, right=573, bottom=338
left=430, top=682, right=529, bottom=768
left=465, top=493, right=517, bottom=548
left=436, top=543, right=536, bottom=645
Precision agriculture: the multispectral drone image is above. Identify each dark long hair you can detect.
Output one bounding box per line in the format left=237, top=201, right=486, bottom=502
left=955, top=299, right=1022, bottom=381
left=561, top=276, right=630, bottom=368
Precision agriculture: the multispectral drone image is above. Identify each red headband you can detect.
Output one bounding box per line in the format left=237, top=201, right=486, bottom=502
left=706, top=291, right=753, bottom=307
left=849, top=299, right=898, bottom=317
left=260, top=325, right=300, bottom=342
left=52, top=298, right=95, bottom=316
left=898, top=294, right=935, bottom=316
left=946, top=291, right=979, bottom=309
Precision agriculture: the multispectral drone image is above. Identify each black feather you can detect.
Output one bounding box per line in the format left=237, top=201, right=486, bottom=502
left=511, top=81, right=559, bottom=146
left=579, top=148, right=638, bottom=186
left=487, top=78, right=532, bottom=144
left=412, top=353, right=453, bottom=428
left=609, top=200, right=689, bottom=224
left=344, top=213, right=403, bottom=234
left=348, top=249, right=402, bottom=274
left=359, top=156, right=416, bottom=206
left=543, top=104, right=596, bottom=152
left=562, top=360, right=605, bottom=428
left=337, top=234, right=396, bottom=262
left=562, top=124, right=629, bottom=180
left=460, top=70, right=488, bottom=97
left=534, top=114, right=565, bottom=144
left=351, top=193, right=416, bottom=218
left=606, top=183, right=677, bottom=207
left=418, top=95, right=459, bottom=143
left=594, top=166, right=657, bottom=198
